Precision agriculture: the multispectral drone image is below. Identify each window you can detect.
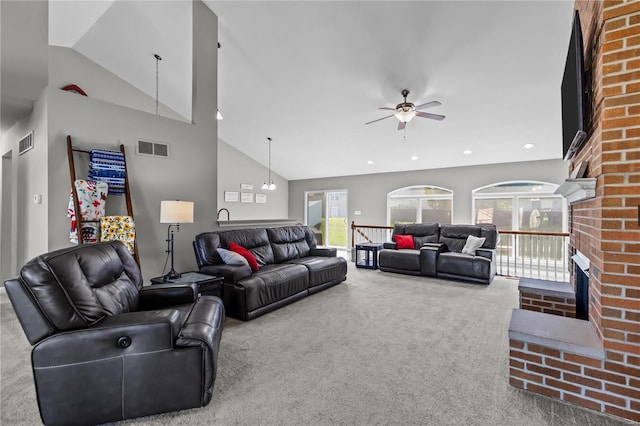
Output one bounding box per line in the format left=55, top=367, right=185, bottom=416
left=388, top=186, right=453, bottom=225
left=473, top=182, right=566, bottom=232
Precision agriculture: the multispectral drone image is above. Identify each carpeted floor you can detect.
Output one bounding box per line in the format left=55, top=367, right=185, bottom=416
left=1, top=263, right=634, bottom=425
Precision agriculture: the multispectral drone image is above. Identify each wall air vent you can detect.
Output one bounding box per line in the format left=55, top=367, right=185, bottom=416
left=18, top=131, right=34, bottom=155
left=136, top=139, right=169, bottom=158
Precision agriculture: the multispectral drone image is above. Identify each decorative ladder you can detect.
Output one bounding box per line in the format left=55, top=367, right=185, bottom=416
left=66, top=135, right=140, bottom=267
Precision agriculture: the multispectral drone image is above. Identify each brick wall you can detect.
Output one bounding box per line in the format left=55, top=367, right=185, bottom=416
left=509, top=340, right=640, bottom=420
left=520, top=292, right=576, bottom=317
left=510, top=1, right=640, bottom=423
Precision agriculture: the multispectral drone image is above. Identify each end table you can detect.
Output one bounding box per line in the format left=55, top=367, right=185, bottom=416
left=355, top=243, right=384, bottom=269
left=151, top=271, right=223, bottom=298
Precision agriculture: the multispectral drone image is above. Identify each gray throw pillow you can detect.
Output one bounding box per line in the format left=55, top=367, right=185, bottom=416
left=461, top=235, right=486, bottom=255
left=217, top=248, right=249, bottom=266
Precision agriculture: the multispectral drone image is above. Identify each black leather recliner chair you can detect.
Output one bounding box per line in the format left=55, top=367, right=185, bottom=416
left=4, top=241, right=224, bottom=426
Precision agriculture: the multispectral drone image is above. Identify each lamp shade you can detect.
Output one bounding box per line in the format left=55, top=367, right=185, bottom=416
left=160, top=200, right=194, bottom=223
left=395, top=109, right=416, bottom=123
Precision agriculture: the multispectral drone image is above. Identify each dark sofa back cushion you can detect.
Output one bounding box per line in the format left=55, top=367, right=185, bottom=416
left=19, top=242, right=141, bottom=331
left=478, top=224, right=499, bottom=249
left=439, top=224, right=482, bottom=253
left=392, top=223, right=440, bottom=248
left=218, top=228, right=275, bottom=266
left=193, top=232, right=223, bottom=266
left=267, top=226, right=312, bottom=263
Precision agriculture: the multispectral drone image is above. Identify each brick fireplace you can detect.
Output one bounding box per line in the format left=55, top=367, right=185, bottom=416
left=509, top=1, right=640, bottom=423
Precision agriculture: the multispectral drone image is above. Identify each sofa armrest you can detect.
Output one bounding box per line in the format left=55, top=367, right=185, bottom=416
left=32, top=310, right=182, bottom=367
left=200, top=264, right=252, bottom=284
left=420, top=244, right=445, bottom=276
left=476, top=248, right=495, bottom=260
left=383, top=241, right=397, bottom=249
left=309, top=247, right=337, bottom=257
left=138, top=283, right=198, bottom=310
left=422, top=242, right=446, bottom=251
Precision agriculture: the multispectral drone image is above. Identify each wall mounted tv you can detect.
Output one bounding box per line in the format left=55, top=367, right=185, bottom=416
left=561, top=10, right=587, bottom=161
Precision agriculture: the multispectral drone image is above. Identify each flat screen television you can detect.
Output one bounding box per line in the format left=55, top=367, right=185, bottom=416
left=561, top=10, right=587, bottom=161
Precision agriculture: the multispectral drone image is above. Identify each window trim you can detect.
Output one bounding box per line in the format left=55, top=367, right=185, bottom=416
left=387, top=185, right=454, bottom=225
left=471, top=180, right=567, bottom=232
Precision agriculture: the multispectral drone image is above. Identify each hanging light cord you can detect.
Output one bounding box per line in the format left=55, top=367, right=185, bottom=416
left=154, top=54, right=162, bottom=115
left=268, top=137, right=272, bottom=183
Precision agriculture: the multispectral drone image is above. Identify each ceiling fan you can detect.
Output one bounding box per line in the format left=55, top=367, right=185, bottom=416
left=365, top=89, right=445, bottom=131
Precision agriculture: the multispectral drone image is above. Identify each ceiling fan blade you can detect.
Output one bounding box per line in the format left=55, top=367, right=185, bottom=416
left=397, top=121, right=406, bottom=131
left=378, top=107, right=396, bottom=111
left=414, top=100, right=441, bottom=110
left=416, top=111, right=446, bottom=121
left=365, top=114, right=395, bottom=125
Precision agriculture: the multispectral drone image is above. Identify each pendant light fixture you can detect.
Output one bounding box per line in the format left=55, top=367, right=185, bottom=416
left=154, top=53, right=162, bottom=116
left=261, top=137, right=276, bottom=191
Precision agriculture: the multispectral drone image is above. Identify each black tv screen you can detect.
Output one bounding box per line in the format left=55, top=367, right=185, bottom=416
left=561, top=10, right=587, bottom=161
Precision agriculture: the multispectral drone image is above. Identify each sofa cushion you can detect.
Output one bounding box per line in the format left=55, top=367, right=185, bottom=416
left=478, top=224, right=499, bottom=249
left=218, top=228, right=275, bottom=266
left=378, top=249, right=421, bottom=271
left=237, top=264, right=309, bottom=311
left=439, top=225, right=482, bottom=253
left=437, top=252, right=492, bottom=280
left=229, top=242, right=260, bottom=271
left=286, top=256, right=347, bottom=288
left=393, top=234, right=414, bottom=249
left=267, top=226, right=311, bottom=263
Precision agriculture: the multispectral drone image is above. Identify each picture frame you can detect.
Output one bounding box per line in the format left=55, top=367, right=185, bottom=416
left=224, top=191, right=239, bottom=202
left=241, top=192, right=254, bottom=203
left=255, top=193, right=267, bottom=204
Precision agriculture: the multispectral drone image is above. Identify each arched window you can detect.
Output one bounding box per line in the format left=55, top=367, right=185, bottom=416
left=388, top=185, right=453, bottom=225
left=473, top=181, right=566, bottom=232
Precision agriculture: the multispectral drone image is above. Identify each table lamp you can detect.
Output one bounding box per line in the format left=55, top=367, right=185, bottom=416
left=160, top=200, right=194, bottom=281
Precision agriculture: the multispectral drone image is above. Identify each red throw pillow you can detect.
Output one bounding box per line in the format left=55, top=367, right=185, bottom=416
left=394, top=234, right=414, bottom=249
left=229, top=241, right=259, bottom=271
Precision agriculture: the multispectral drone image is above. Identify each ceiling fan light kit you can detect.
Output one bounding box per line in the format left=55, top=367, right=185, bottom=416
left=365, top=89, right=445, bottom=131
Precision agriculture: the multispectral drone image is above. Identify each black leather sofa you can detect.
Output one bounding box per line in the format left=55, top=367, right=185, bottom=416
left=3, top=241, right=224, bottom=426
left=378, top=223, right=499, bottom=284
left=193, top=225, right=347, bottom=321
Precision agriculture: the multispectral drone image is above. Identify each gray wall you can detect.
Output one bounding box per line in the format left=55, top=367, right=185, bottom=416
left=289, top=158, right=569, bottom=245
left=217, top=138, right=288, bottom=220
left=0, top=90, right=49, bottom=281
left=1, top=0, right=218, bottom=283
left=49, top=46, right=186, bottom=122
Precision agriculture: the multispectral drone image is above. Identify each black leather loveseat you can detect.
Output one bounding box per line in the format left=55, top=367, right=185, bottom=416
left=378, top=223, right=499, bottom=284
left=193, top=225, right=347, bottom=320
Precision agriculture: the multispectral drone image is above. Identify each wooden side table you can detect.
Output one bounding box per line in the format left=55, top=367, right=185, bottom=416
left=355, top=243, right=384, bottom=269
left=151, top=271, right=223, bottom=298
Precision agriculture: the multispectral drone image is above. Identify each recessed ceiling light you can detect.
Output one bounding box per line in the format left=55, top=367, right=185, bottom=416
left=410, top=155, right=418, bottom=160
left=523, top=143, right=534, bottom=149
left=463, top=150, right=472, bottom=155
left=367, top=160, right=374, bottom=165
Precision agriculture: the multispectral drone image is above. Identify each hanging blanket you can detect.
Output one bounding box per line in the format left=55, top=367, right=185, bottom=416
left=67, top=180, right=108, bottom=243
left=89, top=149, right=126, bottom=195
left=100, top=216, right=136, bottom=253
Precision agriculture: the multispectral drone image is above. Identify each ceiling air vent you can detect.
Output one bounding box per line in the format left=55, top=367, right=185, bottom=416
left=136, top=139, right=169, bottom=158
left=18, top=131, right=34, bottom=155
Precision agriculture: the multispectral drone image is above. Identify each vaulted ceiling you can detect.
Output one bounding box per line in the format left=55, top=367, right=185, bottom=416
left=3, top=1, right=575, bottom=180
